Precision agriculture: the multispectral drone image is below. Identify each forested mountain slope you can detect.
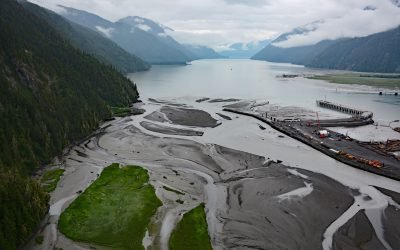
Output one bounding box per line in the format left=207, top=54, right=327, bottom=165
left=0, top=0, right=139, bottom=248
left=253, top=25, right=400, bottom=73
left=307, top=26, right=400, bottom=73
left=252, top=40, right=336, bottom=65
left=60, top=6, right=193, bottom=64
left=184, top=44, right=225, bottom=59
left=21, top=1, right=150, bottom=74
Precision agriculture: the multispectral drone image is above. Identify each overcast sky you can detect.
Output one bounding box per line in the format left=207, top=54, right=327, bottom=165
left=32, top=0, right=400, bottom=49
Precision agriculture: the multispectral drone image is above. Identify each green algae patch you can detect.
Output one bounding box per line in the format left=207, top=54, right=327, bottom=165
left=58, top=163, right=162, bottom=250
left=307, top=74, right=400, bottom=89
left=111, top=106, right=132, bottom=117
left=41, top=169, right=65, bottom=192
left=169, top=203, right=213, bottom=250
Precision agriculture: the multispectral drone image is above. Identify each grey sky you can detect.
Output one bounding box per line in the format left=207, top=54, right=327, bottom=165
left=31, top=0, right=400, bottom=49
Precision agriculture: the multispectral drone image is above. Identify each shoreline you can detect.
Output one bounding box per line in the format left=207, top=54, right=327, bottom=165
left=223, top=108, right=400, bottom=181
left=26, top=98, right=400, bottom=250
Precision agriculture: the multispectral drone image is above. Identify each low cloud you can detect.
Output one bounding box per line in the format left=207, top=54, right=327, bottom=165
left=166, top=28, right=275, bottom=51
left=275, top=0, right=400, bottom=48
left=30, top=0, right=400, bottom=49
left=29, top=0, right=67, bottom=13
left=95, top=26, right=114, bottom=38
left=224, top=0, right=268, bottom=7
left=136, top=24, right=151, bottom=32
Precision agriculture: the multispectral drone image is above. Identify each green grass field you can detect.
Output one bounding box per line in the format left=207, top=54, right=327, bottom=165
left=111, top=106, right=132, bottom=117
left=40, top=169, right=64, bottom=192
left=308, top=74, right=400, bottom=89
left=169, top=203, right=212, bottom=250
left=58, top=163, right=162, bottom=250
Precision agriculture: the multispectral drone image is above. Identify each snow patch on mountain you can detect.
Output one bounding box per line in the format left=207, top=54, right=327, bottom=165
left=95, top=26, right=114, bottom=38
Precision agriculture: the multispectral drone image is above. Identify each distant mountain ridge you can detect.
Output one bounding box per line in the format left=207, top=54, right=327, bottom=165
left=58, top=6, right=191, bottom=64
left=117, top=16, right=173, bottom=35
left=253, top=25, right=400, bottom=73
left=20, top=1, right=150, bottom=74
left=307, top=26, right=400, bottom=73
left=252, top=39, right=337, bottom=65
left=251, top=20, right=325, bottom=63
left=219, top=40, right=271, bottom=58
left=184, top=44, right=225, bottom=59
left=58, top=6, right=221, bottom=64
left=272, top=20, right=323, bottom=44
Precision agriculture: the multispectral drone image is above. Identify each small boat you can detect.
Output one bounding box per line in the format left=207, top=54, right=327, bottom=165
left=258, top=124, right=266, bottom=130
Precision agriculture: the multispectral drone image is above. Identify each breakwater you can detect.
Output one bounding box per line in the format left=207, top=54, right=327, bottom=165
left=316, top=100, right=373, bottom=119
left=223, top=108, right=400, bottom=181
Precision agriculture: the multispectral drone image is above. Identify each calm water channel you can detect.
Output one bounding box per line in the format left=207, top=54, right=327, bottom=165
left=129, top=59, right=400, bottom=122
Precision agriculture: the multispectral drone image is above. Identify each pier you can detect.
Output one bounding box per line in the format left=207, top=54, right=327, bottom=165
left=316, top=100, right=373, bottom=118
left=223, top=108, right=400, bottom=181
left=379, top=91, right=398, bottom=96
left=306, top=117, right=374, bottom=127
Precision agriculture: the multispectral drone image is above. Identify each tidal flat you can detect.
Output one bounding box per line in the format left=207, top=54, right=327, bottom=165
left=308, top=73, right=400, bottom=89
left=28, top=97, right=400, bottom=250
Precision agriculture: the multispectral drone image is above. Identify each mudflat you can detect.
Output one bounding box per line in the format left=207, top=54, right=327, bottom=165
left=160, top=106, right=220, bottom=127
left=31, top=98, right=400, bottom=250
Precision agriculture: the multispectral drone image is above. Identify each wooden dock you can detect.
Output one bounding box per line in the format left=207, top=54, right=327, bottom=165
left=316, top=100, right=373, bottom=118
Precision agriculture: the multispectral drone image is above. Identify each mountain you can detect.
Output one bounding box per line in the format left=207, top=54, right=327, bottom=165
left=116, top=16, right=183, bottom=52
left=117, top=17, right=225, bottom=60
left=251, top=21, right=326, bottom=64
left=0, top=0, right=139, bottom=248
left=115, top=16, right=195, bottom=59
left=219, top=40, right=271, bottom=59
left=252, top=39, right=337, bottom=65
left=307, top=26, right=400, bottom=73
left=59, top=6, right=193, bottom=64
left=272, top=20, right=323, bottom=44
left=253, top=23, right=400, bottom=73
left=20, top=1, right=150, bottom=74
left=184, top=44, right=225, bottom=59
